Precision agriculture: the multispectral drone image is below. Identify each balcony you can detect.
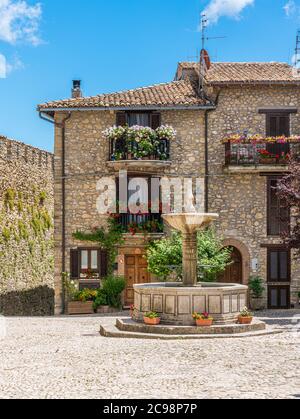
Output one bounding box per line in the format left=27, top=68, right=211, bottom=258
left=104, top=125, right=174, bottom=171
left=118, top=213, right=164, bottom=236
left=224, top=140, right=300, bottom=174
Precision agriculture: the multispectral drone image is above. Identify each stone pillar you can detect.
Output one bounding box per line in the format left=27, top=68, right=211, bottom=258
left=182, top=232, right=198, bottom=287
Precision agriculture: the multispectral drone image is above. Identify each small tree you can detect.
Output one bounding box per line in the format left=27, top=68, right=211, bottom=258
left=249, top=276, right=265, bottom=299
left=277, top=155, right=300, bottom=256
left=146, top=229, right=232, bottom=282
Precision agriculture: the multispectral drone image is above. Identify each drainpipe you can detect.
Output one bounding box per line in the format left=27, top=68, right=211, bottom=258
left=39, top=111, right=72, bottom=313
left=203, top=90, right=221, bottom=213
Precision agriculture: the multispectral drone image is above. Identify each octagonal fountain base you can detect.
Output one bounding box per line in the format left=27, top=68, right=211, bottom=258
left=133, top=282, right=249, bottom=326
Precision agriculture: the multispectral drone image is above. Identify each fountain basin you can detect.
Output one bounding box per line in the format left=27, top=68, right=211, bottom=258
left=133, top=282, right=248, bottom=326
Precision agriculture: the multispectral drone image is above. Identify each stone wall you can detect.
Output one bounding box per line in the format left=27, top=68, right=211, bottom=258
left=0, top=136, right=54, bottom=315
left=207, top=85, right=300, bottom=307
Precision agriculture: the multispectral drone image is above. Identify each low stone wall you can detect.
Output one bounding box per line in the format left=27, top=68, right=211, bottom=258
left=0, top=136, right=54, bottom=316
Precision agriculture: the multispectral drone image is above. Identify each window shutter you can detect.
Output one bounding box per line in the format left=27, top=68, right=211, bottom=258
left=150, top=113, right=161, bottom=129
left=116, top=112, right=127, bottom=126
left=279, top=116, right=290, bottom=137
left=100, top=250, right=108, bottom=278
left=70, top=249, right=79, bottom=279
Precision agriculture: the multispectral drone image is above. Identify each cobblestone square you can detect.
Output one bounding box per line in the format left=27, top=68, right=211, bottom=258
left=0, top=311, right=299, bottom=399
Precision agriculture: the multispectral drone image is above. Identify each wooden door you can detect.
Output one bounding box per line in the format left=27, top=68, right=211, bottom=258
left=124, top=255, right=150, bottom=306
left=220, top=247, right=243, bottom=284
left=268, top=285, right=290, bottom=309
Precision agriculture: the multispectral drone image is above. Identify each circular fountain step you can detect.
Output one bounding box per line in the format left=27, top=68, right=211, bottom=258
left=116, top=318, right=266, bottom=335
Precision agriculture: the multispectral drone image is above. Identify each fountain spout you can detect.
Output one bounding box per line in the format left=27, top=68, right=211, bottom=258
left=162, top=213, right=219, bottom=287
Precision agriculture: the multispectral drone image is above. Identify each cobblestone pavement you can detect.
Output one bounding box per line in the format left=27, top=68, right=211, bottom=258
left=0, top=311, right=299, bottom=399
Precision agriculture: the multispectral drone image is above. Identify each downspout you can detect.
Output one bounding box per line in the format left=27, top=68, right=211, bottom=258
left=203, top=90, right=221, bottom=213
left=39, top=111, right=72, bottom=313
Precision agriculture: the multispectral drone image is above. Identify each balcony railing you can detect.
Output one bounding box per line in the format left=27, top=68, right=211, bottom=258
left=110, top=138, right=170, bottom=162
left=118, top=213, right=164, bottom=234
left=225, top=142, right=300, bottom=166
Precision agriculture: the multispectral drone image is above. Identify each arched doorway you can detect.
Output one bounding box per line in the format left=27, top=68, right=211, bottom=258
left=220, top=247, right=243, bottom=284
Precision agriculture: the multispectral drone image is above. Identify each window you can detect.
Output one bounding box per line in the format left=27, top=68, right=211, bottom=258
left=267, top=177, right=290, bottom=236
left=116, top=112, right=161, bottom=129
left=70, top=248, right=108, bottom=279
left=267, top=248, right=290, bottom=282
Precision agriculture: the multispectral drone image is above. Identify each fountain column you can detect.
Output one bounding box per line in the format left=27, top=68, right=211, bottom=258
left=182, top=232, right=198, bottom=287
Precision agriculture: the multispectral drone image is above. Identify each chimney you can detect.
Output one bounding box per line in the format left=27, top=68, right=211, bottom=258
left=72, top=80, right=82, bottom=98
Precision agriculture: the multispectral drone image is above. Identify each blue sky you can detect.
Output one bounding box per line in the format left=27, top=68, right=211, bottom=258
left=0, top=0, right=299, bottom=152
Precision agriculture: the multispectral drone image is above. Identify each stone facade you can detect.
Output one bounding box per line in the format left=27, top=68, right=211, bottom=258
left=207, top=85, right=300, bottom=307
left=52, top=84, right=300, bottom=313
left=0, top=137, right=54, bottom=315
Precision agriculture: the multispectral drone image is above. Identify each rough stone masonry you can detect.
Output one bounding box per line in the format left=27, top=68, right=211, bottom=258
left=0, top=136, right=54, bottom=316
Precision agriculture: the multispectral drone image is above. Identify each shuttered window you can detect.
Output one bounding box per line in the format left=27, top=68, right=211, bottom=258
left=266, top=113, right=290, bottom=156
left=116, top=112, right=161, bottom=129
left=70, top=249, right=108, bottom=279
left=267, top=177, right=290, bottom=236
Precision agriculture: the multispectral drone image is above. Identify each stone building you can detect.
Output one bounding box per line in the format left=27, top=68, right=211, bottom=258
left=0, top=136, right=54, bottom=315
left=38, top=56, right=300, bottom=314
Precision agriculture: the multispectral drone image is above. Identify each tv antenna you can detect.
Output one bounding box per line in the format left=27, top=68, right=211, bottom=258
left=200, top=14, right=226, bottom=51
left=295, top=30, right=300, bottom=67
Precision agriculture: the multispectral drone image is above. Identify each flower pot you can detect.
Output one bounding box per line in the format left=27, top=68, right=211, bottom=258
left=96, top=305, right=110, bottom=314
left=196, top=319, right=213, bottom=327
left=67, top=301, right=94, bottom=315
left=144, top=317, right=161, bottom=326
left=238, top=316, right=253, bottom=325
left=259, top=158, right=277, bottom=165
left=250, top=298, right=265, bottom=311
left=278, top=159, right=288, bottom=165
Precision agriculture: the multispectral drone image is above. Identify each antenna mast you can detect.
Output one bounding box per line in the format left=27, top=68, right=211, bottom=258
left=201, top=14, right=208, bottom=50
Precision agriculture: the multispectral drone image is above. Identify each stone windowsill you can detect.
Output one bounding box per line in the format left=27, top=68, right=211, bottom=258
left=224, top=164, right=289, bottom=174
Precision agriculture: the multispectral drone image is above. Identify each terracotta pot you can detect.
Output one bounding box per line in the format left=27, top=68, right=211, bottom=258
left=259, top=158, right=277, bottom=165
left=196, top=318, right=213, bottom=327
left=144, top=317, right=161, bottom=326
left=67, top=301, right=94, bottom=315
left=238, top=316, right=253, bottom=325
left=278, top=159, right=288, bottom=165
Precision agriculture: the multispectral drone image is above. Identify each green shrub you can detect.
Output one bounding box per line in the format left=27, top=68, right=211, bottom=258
left=102, top=275, right=126, bottom=308
left=93, top=290, right=108, bottom=310
left=249, top=276, right=265, bottom=298
left=146, top=229, right=232, bottom=282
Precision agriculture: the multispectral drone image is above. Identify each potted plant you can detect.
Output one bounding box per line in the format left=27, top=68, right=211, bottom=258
left=144, top=311, right=161, bottom=325
left=258, top=150, right=277, bottom=164
left=238, top=307, right=253, bottom=325
left=192, top=312, right=214, bottom=327
left=93, top=289, right=110, bottom=314
left=249, top=276, right=265, bottom=311
left=67, top=288, right=98, bottom=315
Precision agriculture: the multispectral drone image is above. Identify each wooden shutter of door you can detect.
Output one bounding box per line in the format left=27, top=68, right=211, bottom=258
left=150, top=113, right=161, bottom=129
left=116, top=112, right=127, bottom=126
left=70, top=249, right=79, bottom=279
left=100, top=250, right=108, bottom=278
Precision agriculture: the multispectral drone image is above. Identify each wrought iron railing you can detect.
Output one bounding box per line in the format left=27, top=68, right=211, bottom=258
left=118, top=213, right=164, bottom=234
left=225, top=142, right=300, bottom=166
left=110, top=138, right=170, bottom=161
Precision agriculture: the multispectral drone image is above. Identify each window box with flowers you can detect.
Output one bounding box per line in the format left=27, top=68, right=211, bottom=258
left=104, top=125, right=175, bottom=162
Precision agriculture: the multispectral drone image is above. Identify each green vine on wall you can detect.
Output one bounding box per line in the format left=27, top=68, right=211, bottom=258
left=72, top=217, right=124, bottom=274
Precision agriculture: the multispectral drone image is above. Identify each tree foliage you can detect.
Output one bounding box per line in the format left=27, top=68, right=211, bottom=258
left=146, top=229, right=232, bottom=282
left=277, top=155, right=300, bottom=256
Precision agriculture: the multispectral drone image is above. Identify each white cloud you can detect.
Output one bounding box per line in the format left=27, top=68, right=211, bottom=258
left=284, top=0, right=300, bottom=19
left=203, top=0, right=255, bottom=24
left=0, top=0, right=42, bottom=45
left=0, top=54, right=7, bottom=78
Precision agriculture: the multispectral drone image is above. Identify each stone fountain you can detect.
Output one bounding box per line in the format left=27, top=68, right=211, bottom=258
left=132, top=213, right=249, bottom=326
